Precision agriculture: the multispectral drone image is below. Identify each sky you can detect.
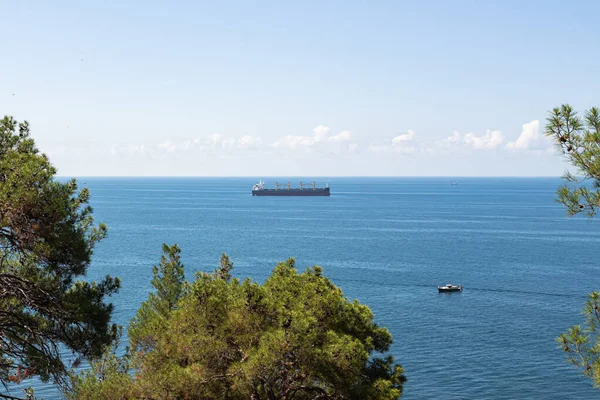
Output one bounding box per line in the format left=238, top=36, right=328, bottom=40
left=2, top=0, right=600, bottom=176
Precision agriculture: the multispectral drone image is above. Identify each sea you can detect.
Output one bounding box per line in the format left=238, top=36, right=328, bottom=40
left=11, top=177, right=600, bottom=399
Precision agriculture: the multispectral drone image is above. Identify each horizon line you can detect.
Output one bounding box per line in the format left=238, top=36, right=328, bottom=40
left=55, top=175, right=565, bottom=178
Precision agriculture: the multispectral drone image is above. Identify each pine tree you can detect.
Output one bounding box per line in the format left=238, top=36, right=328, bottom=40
left=0, top=116, right=119, bottom=392
left=71, top=251, right=406, bottom=399
left=546, top=105, right=600, bottom=386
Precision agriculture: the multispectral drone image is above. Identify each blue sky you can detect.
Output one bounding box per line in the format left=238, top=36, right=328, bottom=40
left=2, top=0, right=599, bottom=176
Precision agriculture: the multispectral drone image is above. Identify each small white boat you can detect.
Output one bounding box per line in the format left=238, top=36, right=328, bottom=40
left=437, top=284, right=462, bottom=292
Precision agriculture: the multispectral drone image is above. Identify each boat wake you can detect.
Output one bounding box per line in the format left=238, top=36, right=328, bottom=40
left=452, top=286, right=582, bottom=299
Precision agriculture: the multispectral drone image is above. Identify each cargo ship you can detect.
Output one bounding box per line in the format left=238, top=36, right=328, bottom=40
left=252, top=180, right=330, bottom=196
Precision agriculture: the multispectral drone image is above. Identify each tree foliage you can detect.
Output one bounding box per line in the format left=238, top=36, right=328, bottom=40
left=72, top=246, right=406, bottom=399
left=546, top=105, right=600, bottom=385
left=545, top=104, right=600, bottom=217
left=557, top=292, right=600, bottom=386
left=0, top=116, right=120, bottom=394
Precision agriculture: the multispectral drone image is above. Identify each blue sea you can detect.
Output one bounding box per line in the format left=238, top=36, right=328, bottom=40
left=16, top=177, right=600, bottom=399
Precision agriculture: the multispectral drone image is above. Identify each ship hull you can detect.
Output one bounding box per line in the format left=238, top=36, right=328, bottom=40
left=252, top=188, right=330, bottom=196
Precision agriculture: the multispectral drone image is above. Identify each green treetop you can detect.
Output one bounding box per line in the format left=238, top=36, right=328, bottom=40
left=0, top=116, right=120, bottom=394
left=546, top=105, right=600, bottom=386
left=557, top=292, right=600, bottom=386
left=71, top=246, right=406, bottom=399
left=545, top=104, right=600, bottom=217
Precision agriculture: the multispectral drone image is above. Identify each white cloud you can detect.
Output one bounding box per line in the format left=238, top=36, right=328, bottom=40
left=391, top=130, right=416, bottom=145
left=369, top=130, right=418, bottom=154
left=330, top=130, right=352, bottom=142
left=110, top=144, right=148, bottom=155
left=506, top=120, right=551, bottom=151
left=437, top=129, right=504, bottom=150
left=438, top=131, right=461, bottom=147
left=207, top=134, right=234, bottom=149
left=270, top=125, right=355, bottom=153
left=313, top=125, right=329, bottom=141
left=110, top=134, right=263, bottom=157
left=271, top=135, right=313, bottom=149
left=109, top=119, right=552, bottom=165
left=237, top=135, right=262, bottom=148
left=157, top=140, right=177, bottom=152
left=110, top=125, right=355, bottom=158
left=464, top=129, right=504, bottom=149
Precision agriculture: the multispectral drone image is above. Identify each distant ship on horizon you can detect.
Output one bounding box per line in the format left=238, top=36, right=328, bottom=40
left=251, top=180, right=330, bottom=196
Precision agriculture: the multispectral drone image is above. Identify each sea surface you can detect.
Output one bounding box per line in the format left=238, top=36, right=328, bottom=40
left=13, top=177, right=600, bottom=399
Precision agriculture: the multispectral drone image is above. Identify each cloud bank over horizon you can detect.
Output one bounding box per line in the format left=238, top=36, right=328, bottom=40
left=37, top=119, right=565, bottom=177
left=106, top=119, right=552, bottom=158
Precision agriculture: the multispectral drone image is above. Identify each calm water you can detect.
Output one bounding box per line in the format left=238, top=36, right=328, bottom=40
left=17, top=177, right=600, bottom=399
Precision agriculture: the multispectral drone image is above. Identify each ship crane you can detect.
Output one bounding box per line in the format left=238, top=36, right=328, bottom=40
left=251, top=180, right=330, bottom=196
left=299, top=182, right=317, bottom=189
left=274, top=182, right=291, bottom=190
left=274, top=181, right=318, bottom=190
